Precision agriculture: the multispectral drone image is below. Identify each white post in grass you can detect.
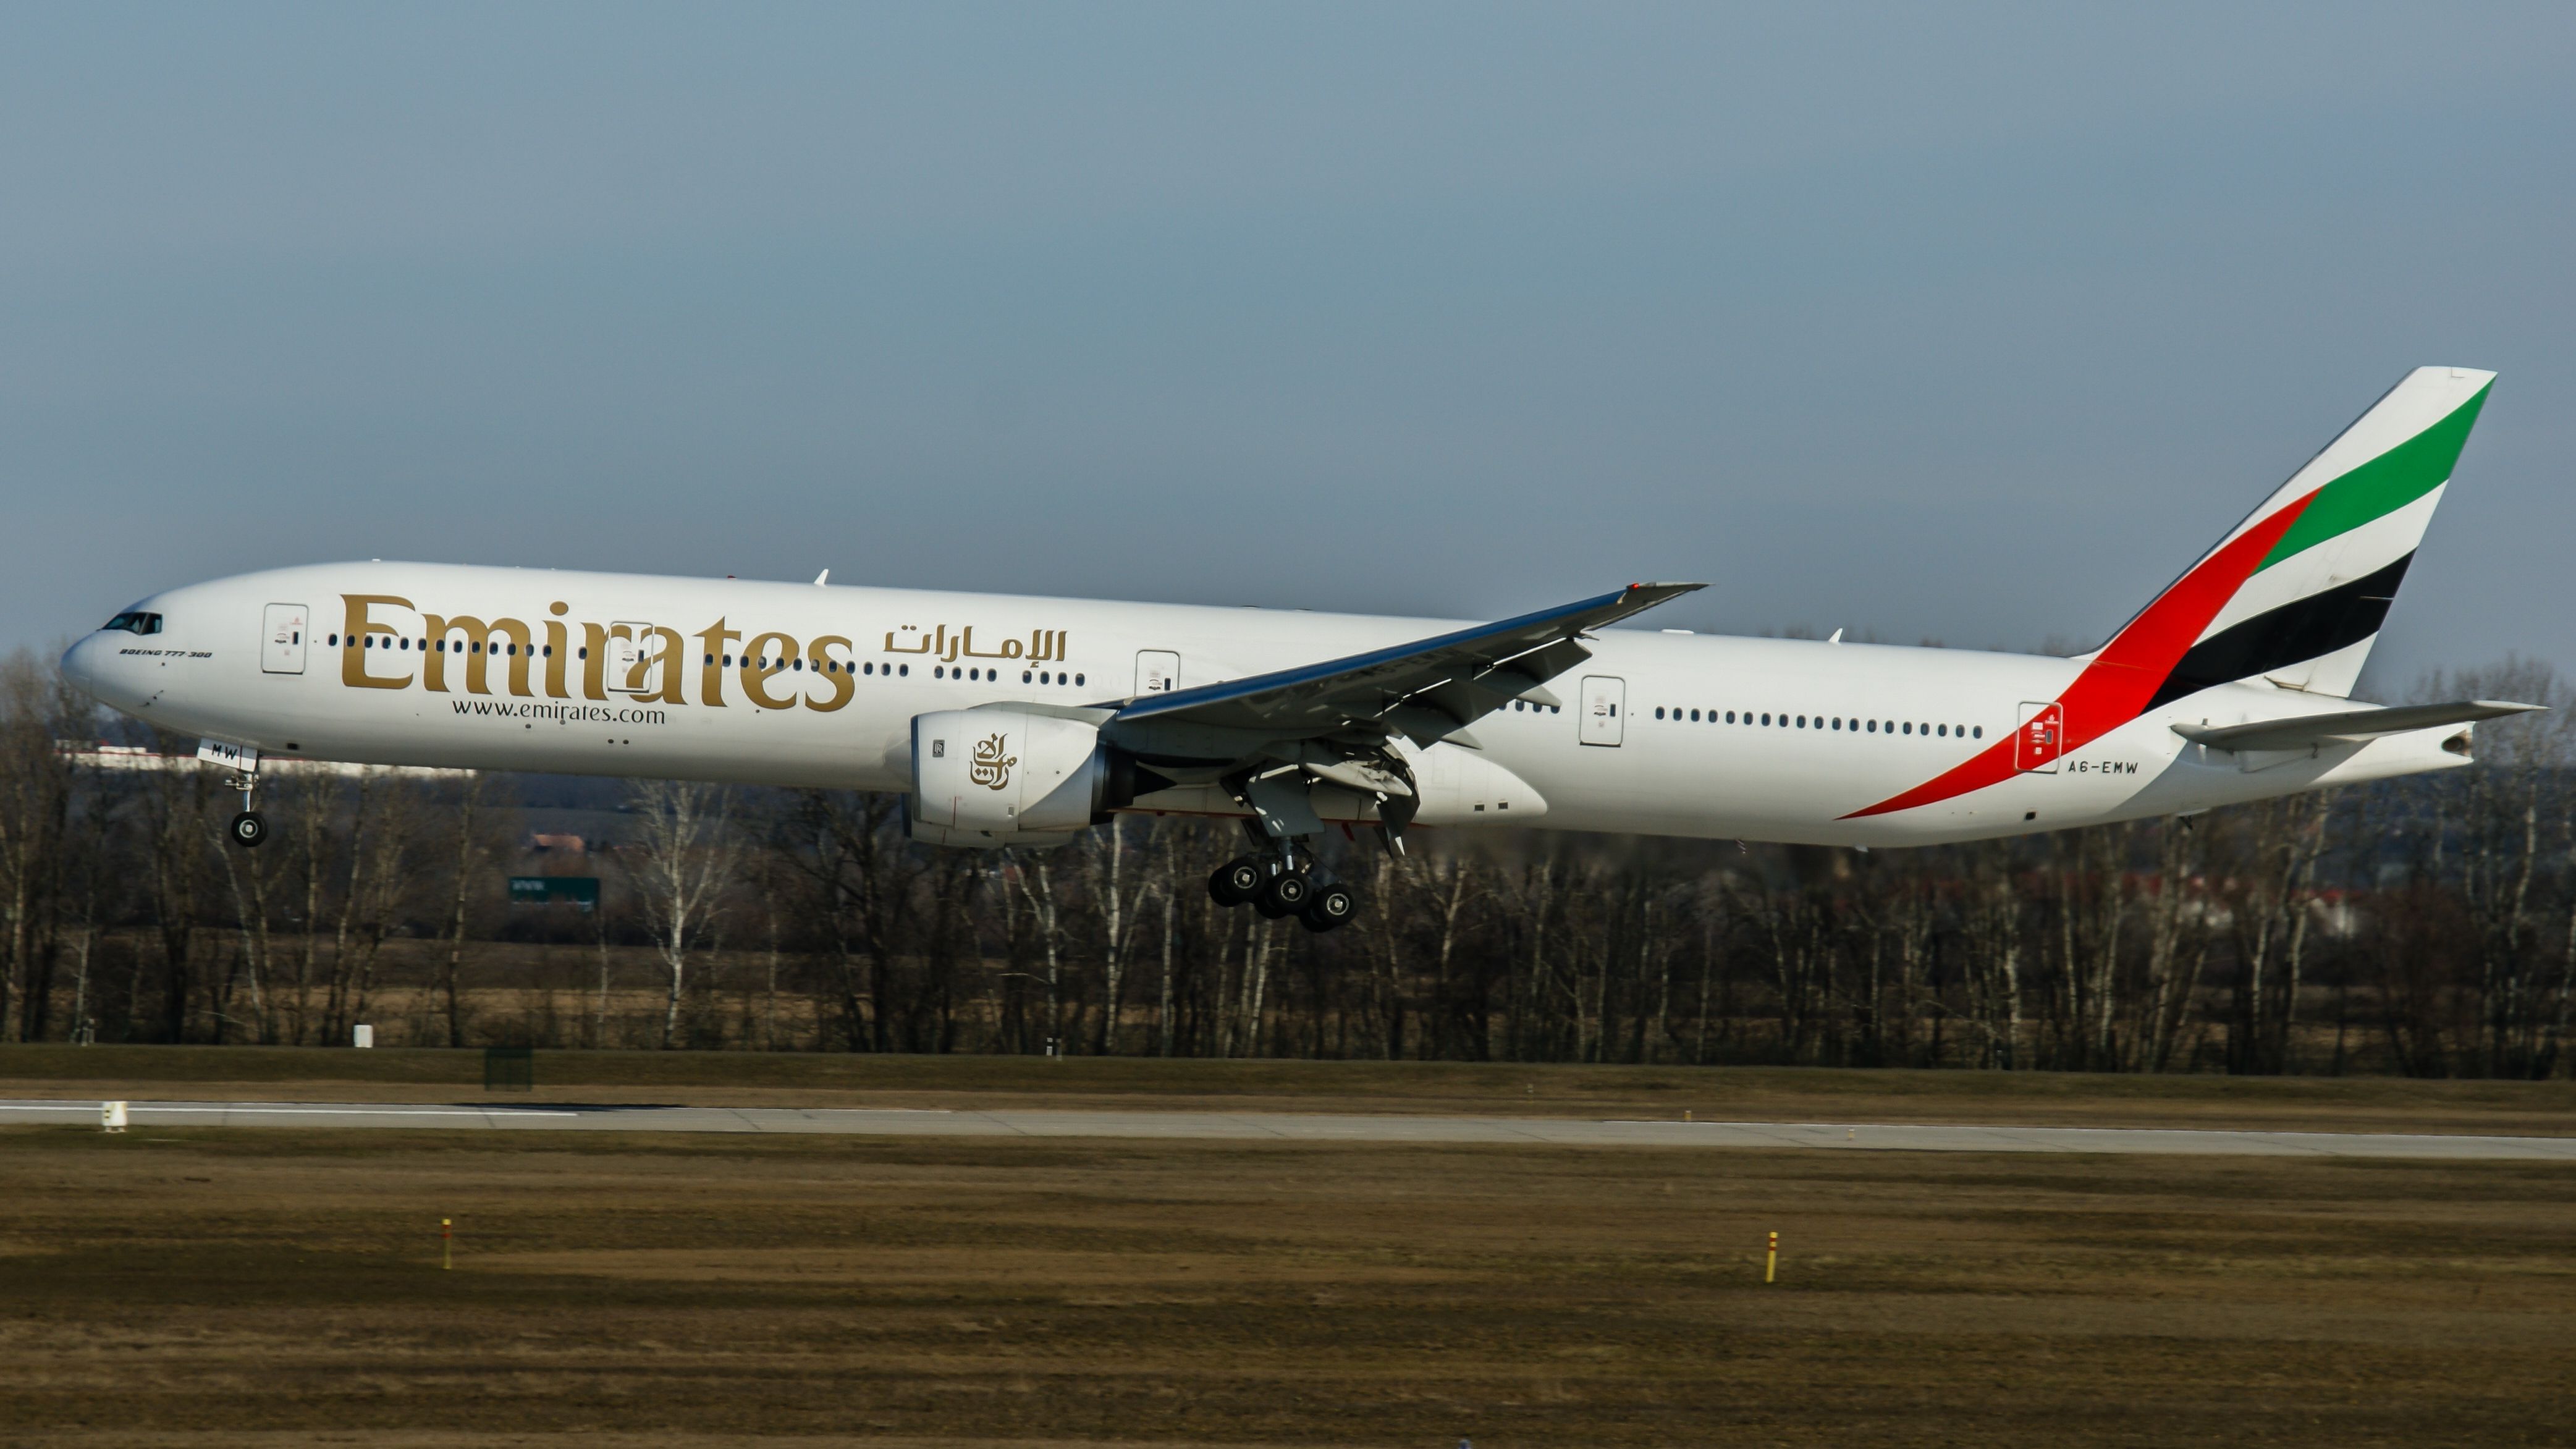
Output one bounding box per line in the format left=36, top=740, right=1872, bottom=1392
left=101, top=1101, right=127, bottom=1134
left=353, top=1024, right=374, bottom=1049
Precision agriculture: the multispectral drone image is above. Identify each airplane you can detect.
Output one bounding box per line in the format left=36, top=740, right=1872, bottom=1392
left=61, top=366, right=2536, bottom=932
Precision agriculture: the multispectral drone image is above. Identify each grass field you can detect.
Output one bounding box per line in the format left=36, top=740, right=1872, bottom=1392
left=1, top=1122, right=2572, bottom=1448
left=6, top=1044, right=2575, bottom=1137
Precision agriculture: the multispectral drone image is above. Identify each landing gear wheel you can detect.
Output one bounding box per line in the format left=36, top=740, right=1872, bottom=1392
left=229, top=811, right=268, bottom=848
left=1257, top=871, right=1312, bottom=918
left=1299, top=883, right=1358, bottom=933
left=1209, top=858, right=1265, bottom=907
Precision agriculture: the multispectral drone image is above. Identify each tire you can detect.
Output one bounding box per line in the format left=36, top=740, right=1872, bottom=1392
left=1258, top=870, right=1311, bottom=916
left=229, top=811, right=268, bottom=848
left=1299, top=883, right=1357, bottom=933
left=1209, top=858, right=1264, bottom=907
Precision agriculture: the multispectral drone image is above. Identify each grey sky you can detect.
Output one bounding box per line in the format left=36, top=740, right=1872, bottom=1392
left=6, top=3, right=2572, bottom=695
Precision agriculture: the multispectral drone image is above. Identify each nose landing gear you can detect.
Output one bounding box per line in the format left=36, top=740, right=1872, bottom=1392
left=216, top=743, right=266, bottom=849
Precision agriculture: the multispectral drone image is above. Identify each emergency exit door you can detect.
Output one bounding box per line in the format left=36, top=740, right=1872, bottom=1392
left=1580, top=675, right=1626, bottom=746
left=1135, top=651, right=1180, bottom=697
left=261, top=603, right=308, bottom=675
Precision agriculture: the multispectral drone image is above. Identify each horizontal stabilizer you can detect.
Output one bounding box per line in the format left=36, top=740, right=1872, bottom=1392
left=2173, top=699, right=2543, bottom=753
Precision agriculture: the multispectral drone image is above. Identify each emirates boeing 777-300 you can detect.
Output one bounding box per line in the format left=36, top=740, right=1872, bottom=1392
left=60, top=366, right=2536, bottom=931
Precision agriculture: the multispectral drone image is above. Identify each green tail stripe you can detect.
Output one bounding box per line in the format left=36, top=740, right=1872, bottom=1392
left=2257, top=382, right=2491, bottom=572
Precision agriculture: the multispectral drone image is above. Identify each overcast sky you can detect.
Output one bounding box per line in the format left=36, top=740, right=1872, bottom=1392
left=6, top=3, right=2572, bottom=695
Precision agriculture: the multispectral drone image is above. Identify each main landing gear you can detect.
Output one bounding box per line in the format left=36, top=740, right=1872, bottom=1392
left=1208, top=848, right=1358, bottom=933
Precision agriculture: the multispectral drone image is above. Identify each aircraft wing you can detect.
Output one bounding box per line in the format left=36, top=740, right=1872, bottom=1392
left=1109, top=582, right=1703, bottom=746
left=2172, top=699, right=2543, bottom=753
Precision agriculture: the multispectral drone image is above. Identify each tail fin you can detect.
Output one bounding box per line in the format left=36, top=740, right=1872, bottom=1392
left=1846, top=368, right=2493, bottom=821
left=2097, top=365, right=2494, bottom=710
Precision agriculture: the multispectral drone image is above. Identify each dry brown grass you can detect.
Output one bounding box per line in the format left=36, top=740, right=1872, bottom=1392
left=1, top=1125, right=2570, bottom=1447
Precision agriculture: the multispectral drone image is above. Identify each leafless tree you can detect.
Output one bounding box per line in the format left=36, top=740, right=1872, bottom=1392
left=625, top=778, right=744, bottom=1049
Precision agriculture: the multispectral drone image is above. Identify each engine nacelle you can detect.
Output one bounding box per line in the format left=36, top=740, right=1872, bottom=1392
left=909, top=709, right=1165, bottom=847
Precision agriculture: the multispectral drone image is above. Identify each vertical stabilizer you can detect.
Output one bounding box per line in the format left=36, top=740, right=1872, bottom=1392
left=2124, top=366, right=2493, bottom=706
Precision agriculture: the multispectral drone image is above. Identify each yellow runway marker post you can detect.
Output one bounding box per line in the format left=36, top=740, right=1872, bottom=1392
left=441, top=1217, right=452, bottom=1271
left=1765, top=1230, right=1778, bottom=1284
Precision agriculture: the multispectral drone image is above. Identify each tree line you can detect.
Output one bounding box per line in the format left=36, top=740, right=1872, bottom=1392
left=1, top=648, right=2570, bottom=1078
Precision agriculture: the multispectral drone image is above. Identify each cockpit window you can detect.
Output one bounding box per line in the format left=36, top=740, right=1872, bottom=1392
left=104, top=612, right=163, bottom=636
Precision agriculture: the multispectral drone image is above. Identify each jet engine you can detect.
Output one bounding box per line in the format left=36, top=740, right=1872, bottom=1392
left=908, top=709, right=1163, bottom=848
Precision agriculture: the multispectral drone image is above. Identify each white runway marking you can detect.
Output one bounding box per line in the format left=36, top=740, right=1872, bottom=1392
left=4, top=1098, right=2572, bottom=1160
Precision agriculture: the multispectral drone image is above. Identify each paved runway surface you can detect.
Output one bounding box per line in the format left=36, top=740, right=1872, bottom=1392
left=4, top=1098, right=2573, bottom=1159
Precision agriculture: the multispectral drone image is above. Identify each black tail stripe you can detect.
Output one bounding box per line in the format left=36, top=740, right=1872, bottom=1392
left=2144, top=552, right=2414, bottom=712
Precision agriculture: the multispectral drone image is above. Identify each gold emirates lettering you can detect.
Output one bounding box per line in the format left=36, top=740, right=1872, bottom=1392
left=339, top=594, right=1052, bottom=715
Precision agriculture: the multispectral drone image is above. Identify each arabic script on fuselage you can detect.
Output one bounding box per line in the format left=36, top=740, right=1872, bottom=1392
left=882, top=624, right=1069, bottom=665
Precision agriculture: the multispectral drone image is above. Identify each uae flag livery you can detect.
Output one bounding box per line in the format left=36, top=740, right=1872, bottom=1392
left=1851, top=366, right=2494, bottom=819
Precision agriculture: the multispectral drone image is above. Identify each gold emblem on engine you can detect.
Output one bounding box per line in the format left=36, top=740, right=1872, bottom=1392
left=969, top=733, right=1018, bottom=790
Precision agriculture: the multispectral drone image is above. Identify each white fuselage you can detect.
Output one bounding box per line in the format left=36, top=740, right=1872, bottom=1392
left=61, top=562, right=2468, bottom=847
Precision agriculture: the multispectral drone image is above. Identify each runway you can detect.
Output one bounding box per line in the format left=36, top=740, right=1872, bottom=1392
left=4, top=1098, right=2573, bottom=1159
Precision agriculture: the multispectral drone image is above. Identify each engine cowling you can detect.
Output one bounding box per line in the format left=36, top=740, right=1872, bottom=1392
left=908, top=709, right=1165, bottom=847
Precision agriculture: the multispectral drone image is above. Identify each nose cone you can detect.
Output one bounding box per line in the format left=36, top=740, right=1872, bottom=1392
left=61, top=631, right=143, bottom=713
left=59, top=633, right=105, bottom=696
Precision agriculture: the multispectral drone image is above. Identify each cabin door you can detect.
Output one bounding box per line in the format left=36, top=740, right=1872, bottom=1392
left=2016, top=701, right=2065, bottom=773
left=261, top=603, right=308, bottom=675
left=607, top=622, right=662, bottom=695
left=1579, top=675, right=1626, bottom=746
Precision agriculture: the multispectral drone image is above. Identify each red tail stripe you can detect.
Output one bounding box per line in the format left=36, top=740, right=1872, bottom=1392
left=1842, top=491, right=2318, bottom=819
